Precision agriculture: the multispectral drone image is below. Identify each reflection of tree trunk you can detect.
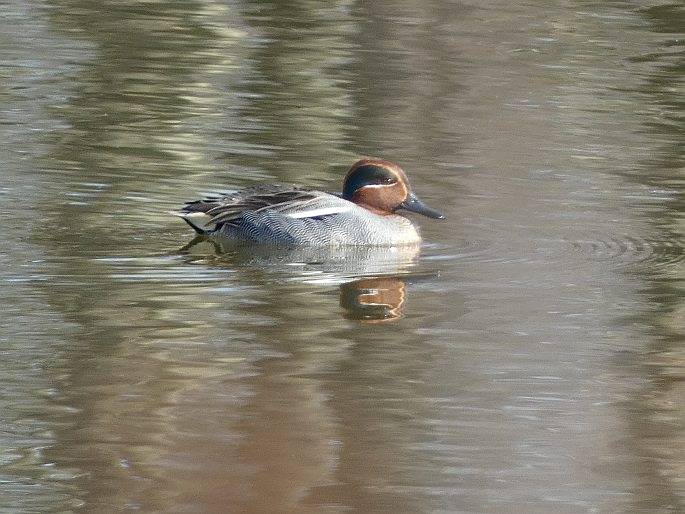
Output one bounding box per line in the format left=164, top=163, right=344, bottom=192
left=621, top=4, right=685, bottom=511
left=343, top=2, right=469, bottom=169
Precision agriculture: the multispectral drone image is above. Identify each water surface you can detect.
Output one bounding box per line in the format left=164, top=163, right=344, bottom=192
left=1, top=1, right=684, bottom=513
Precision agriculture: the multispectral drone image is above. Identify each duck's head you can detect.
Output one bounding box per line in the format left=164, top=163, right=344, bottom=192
left=342, top=159, right=445, bottom=219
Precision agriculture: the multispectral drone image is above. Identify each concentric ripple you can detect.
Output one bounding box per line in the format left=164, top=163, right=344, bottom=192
left=422, top=231, right=685, bottom=273
left=570, top=232, right=685, bottom=270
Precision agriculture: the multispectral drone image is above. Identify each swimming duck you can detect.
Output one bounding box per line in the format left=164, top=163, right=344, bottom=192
left=175, top=159, right=444, bottom=246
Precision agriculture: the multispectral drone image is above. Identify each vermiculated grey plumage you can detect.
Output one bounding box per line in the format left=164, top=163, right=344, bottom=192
left=216, top=207, right=419, bottom=246
left=177, top=185, right=421, bottom=246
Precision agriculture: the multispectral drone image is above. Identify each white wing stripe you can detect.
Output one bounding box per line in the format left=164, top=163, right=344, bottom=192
left=285, top=206, right=352, bottom=219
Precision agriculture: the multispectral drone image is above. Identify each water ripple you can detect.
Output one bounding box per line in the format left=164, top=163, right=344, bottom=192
left=424, top=232, right=685, bottom=272
left=570, top=232, right=685, bottom=269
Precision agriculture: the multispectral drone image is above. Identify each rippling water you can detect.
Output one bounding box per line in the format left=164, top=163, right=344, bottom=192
left=1, top=1, right=684, bottom=513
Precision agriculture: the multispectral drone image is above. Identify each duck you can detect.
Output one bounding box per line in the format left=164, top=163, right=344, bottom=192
left=174, top=159, right=444, bottom=246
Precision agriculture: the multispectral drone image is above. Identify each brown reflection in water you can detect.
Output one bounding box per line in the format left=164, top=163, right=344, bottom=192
left=172, top=363, right=339, bottom=514
left=341, top=277, right=407, bottom=323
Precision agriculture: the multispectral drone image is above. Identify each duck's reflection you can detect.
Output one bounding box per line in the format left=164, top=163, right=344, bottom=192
left=181, top=236, right=421, bottom=322
left=340, top=277, right=406, bottom=323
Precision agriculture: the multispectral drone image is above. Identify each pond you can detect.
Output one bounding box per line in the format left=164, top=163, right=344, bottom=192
left=1, top=1, right=684, bottom=512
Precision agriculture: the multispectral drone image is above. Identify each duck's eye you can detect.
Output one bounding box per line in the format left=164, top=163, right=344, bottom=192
left=383, top=177, right=396, bottom=184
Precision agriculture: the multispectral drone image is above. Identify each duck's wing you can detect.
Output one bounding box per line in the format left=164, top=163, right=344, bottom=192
left=176, top=186, right=352, bottom=233
left=180, top=185, right=300, bottom=213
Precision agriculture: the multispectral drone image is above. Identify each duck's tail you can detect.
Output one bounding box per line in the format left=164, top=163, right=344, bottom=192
left=169, top=211, right=213, bottom=235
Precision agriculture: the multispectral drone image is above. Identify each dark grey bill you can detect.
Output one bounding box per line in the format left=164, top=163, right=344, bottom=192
left=400, top=193, right=445, bottom=219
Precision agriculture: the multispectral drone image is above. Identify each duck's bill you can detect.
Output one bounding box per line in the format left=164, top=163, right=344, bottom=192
left=400, top=193, right=445, bottom=219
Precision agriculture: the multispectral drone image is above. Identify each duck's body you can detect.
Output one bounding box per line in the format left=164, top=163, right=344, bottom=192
left=175, top=159, right=443, bottom=246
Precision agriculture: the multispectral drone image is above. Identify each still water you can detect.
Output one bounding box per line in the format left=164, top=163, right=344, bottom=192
left=1, top=0, right=684, bottom=512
